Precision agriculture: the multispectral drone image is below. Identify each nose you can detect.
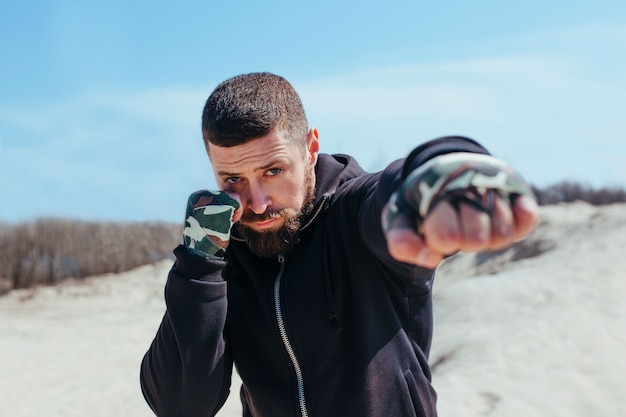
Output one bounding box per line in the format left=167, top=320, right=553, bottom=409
left=245, top=183, right=271, bottom=215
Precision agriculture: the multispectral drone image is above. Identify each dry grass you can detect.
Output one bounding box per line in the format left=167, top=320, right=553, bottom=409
left=0, top=219, right=181, bottom=291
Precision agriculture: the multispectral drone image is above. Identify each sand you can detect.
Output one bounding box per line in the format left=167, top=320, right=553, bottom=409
left=1, top=201, right=624, bottom=416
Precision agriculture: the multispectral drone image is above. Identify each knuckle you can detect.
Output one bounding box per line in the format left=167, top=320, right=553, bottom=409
left=464, top=229, right=490, bottom=249
left=425, top=226, right=460, bottom=253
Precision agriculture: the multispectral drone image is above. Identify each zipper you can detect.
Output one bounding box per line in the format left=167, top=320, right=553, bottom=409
left=274, top=255, right=309, bottom=417
left=300, top=194, right=329, bottom=232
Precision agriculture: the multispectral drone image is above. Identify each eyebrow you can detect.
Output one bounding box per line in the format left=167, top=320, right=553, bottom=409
left=217, top=159, right=284, bottom=177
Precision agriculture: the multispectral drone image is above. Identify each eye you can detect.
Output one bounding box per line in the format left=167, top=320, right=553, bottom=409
left=266, top=168, right=282, bottom=176
left=224, top=177, right=241, bottom=184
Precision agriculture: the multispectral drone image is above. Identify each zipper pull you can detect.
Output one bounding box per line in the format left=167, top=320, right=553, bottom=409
left=278, top=254, right=285, bottom=263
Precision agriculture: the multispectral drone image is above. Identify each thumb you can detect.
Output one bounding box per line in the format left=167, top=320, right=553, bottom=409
left=382, top=203, right=443, bottom=268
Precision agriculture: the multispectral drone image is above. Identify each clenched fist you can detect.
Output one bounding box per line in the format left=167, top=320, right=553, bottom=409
left=382, top=153, right=539, bottom=269
left=182, top=190, right=242, bottom=259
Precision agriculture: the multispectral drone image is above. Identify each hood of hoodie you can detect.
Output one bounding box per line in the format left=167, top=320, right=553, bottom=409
left=301, top=153, right=367, bottom=230
left=314, top=153, right=366, bottom=201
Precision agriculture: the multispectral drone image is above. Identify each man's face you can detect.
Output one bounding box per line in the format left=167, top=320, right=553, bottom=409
left=207, top=128, right=319, bottom=258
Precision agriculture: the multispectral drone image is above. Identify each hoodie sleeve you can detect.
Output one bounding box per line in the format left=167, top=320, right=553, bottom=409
left=140, top=245, right=233, bottom=417
left=358, top=136, right=490, bottom=286
left=400, top=135, right=489, bottom=179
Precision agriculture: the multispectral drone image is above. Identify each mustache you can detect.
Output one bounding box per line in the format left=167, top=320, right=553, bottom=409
left=239, top=208, right=296, bottom=225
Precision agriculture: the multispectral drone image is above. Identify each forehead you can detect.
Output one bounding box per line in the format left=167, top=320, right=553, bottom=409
left=208, top=131, right=302, bottom=175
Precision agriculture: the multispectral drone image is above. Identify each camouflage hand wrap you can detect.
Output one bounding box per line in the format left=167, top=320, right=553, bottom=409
left=383, top=153, right=535, bottom=234
left=182, top=190, right=240, bottom=259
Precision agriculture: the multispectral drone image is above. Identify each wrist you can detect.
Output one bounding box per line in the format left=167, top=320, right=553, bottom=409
left=172, top=245, right=226, bottom=280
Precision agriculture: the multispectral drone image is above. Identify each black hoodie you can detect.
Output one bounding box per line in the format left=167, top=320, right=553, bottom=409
left=140, top=136, right=489, bottom=417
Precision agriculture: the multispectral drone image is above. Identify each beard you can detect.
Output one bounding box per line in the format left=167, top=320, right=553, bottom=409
left=235, top=168, right=316, bottom=258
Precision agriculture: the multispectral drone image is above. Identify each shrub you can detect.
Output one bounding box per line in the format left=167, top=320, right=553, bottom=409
left=531, top=181, right=626, bottom=206
left=0, top=219, right=181, bottom=290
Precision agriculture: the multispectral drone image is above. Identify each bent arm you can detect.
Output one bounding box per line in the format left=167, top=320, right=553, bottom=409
left=140, top=245, right=233, bottom=417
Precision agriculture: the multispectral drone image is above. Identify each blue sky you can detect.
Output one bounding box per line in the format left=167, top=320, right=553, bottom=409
left=1, top=1, right=625, bottom=222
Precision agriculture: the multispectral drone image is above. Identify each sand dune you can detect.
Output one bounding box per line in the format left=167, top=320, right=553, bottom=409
left=432, top=201, right=626, bottom=416
left=1, top=201, right=624, bottom=416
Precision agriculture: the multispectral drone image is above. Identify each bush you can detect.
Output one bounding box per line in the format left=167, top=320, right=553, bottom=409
left=531, top=181, right=626, bottom=206
left=0, top=219, right=181, bottom=291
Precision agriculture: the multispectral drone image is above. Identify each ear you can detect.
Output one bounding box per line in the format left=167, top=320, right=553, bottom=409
left=306, top=127, right=320, bottom=167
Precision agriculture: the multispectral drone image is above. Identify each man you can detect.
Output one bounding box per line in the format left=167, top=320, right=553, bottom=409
left=140, top=72, right=538, bottom=417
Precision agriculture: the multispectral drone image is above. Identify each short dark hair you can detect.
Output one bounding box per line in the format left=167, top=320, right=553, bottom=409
left=202, top=72, right=308, bottom=148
